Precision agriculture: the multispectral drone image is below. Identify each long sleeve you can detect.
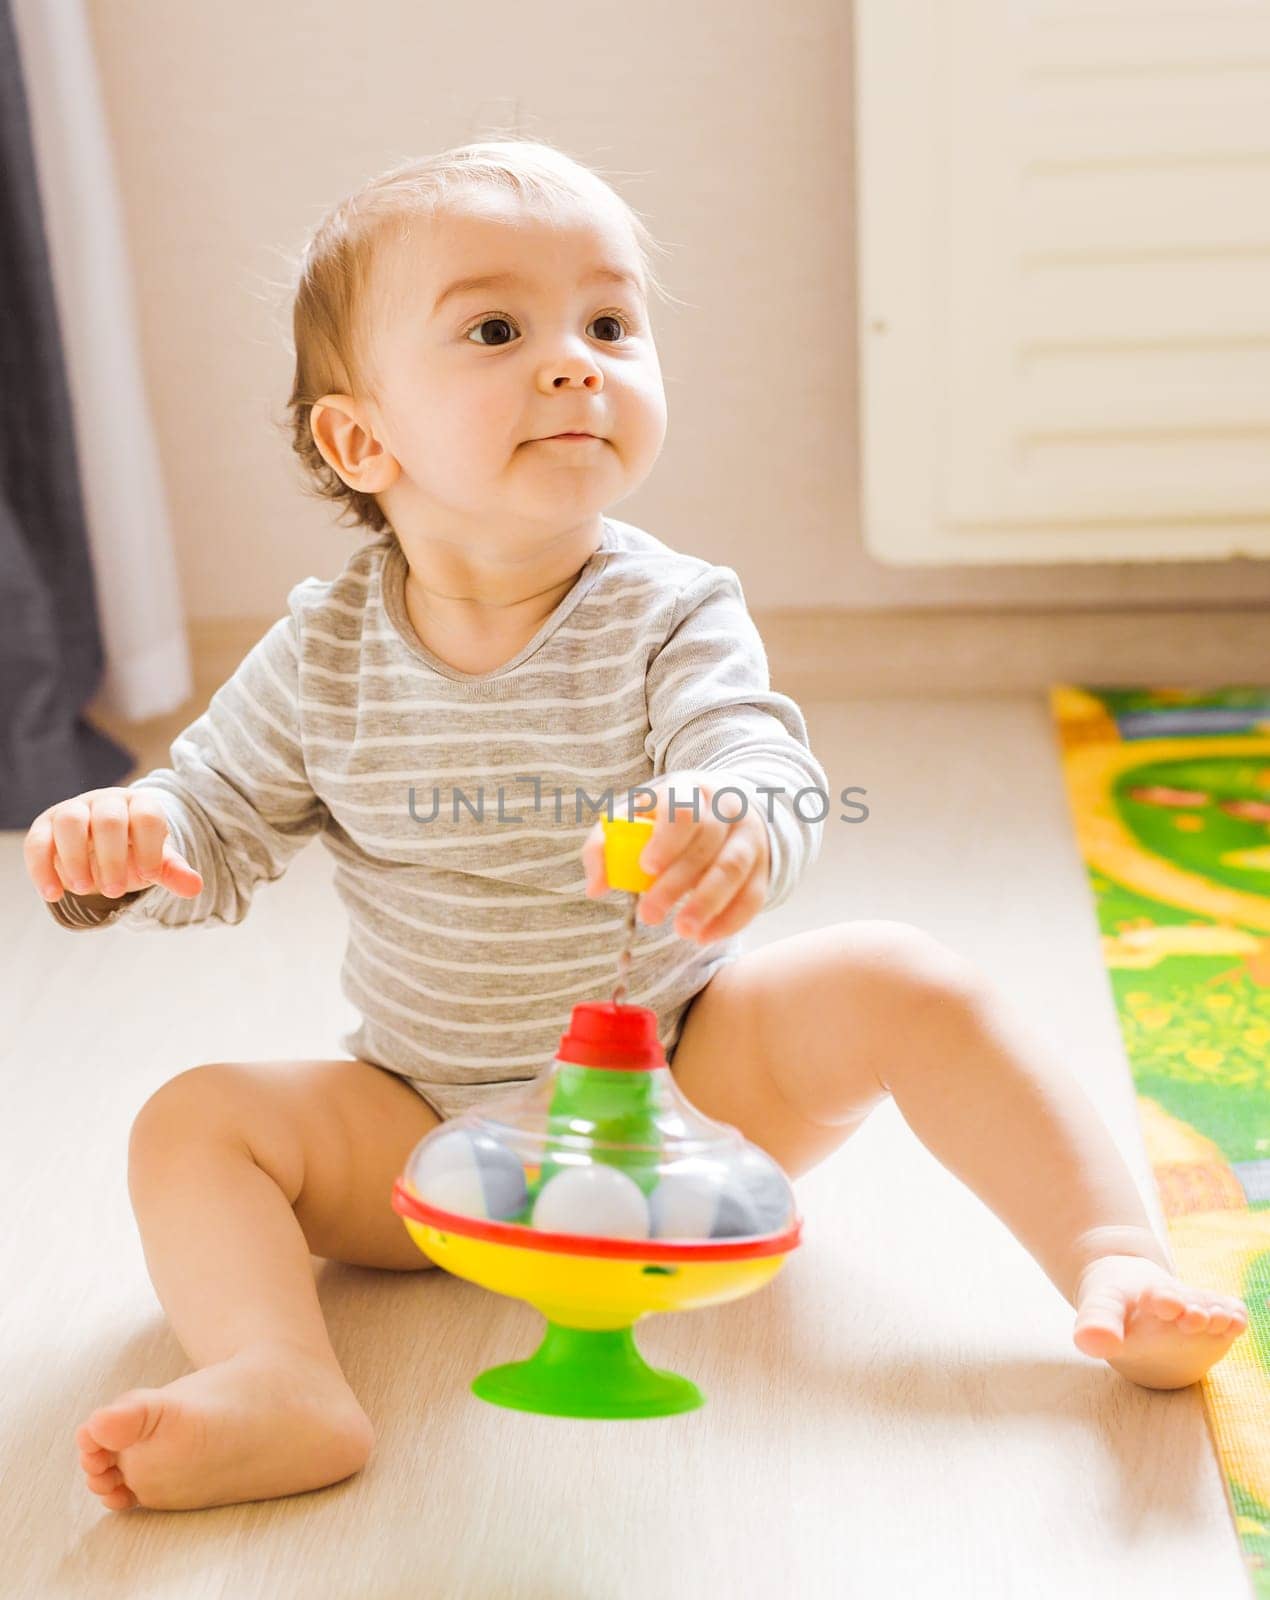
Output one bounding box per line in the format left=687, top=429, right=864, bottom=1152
left=47, top=586, right=328, bottom=932
left=643, top=564, right=827, bottom=914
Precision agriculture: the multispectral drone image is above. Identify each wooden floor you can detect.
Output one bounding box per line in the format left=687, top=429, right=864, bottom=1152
left=0, top=692, right=1252, bottom=1598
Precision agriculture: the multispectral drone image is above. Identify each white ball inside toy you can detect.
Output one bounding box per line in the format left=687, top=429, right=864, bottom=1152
left=649, top=1151, right=792, bottom=1239
left=731, top=1146, right=794, bottom=1234
left=532, top=1163, right=651, bottom=1238
left=648, top=1169, right=729, bottom=1238
left=408, top=1127, right=527, bottom=1221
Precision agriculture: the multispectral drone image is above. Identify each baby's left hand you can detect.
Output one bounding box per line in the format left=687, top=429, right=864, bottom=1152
left=582, top=768, right=771, bottom=944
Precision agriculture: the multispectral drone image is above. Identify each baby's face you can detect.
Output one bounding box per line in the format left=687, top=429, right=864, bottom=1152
left=357, top=191, right=668, bottom=541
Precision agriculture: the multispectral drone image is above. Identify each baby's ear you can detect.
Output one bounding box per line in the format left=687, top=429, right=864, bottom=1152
left=310, top=395, right=399, bottom=492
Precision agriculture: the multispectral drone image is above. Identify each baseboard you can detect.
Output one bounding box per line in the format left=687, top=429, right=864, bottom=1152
left=755, top=606, right=1269, bottom=700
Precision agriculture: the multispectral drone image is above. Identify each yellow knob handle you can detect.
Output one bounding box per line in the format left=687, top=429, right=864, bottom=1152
left=601, top=816, right=657, bottom=892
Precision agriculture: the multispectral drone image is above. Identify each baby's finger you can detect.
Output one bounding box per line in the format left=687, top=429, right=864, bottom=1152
left=23, top=810, right=64, bottom=901
left=157, top=838, right=204, bottom=897
left=582, top=823, right=606, bottom=896
left=687, top=885, right=763, bottom=945
left=50, top=801, right=94, bottom=894
left=127, top=793, right=202, bottom=897
left=639, top=823, right=727, bottom=923
left=125, top=792, right=171, bottom=882
left=639, top=774, right=734, bottom=883
left=87, top=792, right=131, bottom=896
left=678, top=851, right=765, bottom=943
left=637, top=782, right=684, bottom=879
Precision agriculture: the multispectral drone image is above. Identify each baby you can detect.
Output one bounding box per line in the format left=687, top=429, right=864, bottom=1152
left=25, top=139, right=1248, bottom=1515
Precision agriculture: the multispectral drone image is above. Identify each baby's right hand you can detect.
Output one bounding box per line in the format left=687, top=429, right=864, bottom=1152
left=23, top=787, right=204, bottom=904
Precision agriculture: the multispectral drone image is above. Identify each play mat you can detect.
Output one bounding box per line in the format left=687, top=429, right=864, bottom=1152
left=1051, top=685, right=1270, bottom=1596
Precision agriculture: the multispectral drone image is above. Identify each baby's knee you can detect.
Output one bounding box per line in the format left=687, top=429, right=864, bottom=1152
left=131, top=1062, right=234, bottom=1136
left=837, top=918, right=984, bottom=1020
left=128, top=1064, right=289, bottom=1183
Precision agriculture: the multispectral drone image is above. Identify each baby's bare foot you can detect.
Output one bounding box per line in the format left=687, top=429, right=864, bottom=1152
left=1072, top=1253, right=1251, bottom=1390
left=74, top=1342, right=375, bottom=1511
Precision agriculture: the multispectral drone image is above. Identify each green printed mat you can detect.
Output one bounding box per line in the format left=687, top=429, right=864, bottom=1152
left=1051, top=686, right=1270, bottom=1596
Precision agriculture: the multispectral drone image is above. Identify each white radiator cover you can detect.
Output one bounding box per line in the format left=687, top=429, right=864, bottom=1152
left=854, top=0, right=1270, bottom=564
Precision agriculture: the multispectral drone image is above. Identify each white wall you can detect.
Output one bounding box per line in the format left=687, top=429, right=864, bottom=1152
left=85, top=0, right=1270, bottom=621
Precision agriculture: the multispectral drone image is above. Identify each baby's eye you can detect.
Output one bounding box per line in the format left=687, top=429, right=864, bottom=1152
left=463, top=312, right=631, bottom=347
left=465, top=315, right=518, bottom=347
left=589, top=313, right=629, bottom=343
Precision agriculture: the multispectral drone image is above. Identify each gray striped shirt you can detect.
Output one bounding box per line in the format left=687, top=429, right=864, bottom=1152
left=47, top=516, right=827, bottom=1117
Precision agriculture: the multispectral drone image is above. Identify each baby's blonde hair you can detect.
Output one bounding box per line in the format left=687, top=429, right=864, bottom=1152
left=277, top=137, right=680, bottom=536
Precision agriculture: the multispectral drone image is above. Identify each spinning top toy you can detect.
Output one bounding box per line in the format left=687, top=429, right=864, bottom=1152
left=390, top=816, right=804, bottom=1418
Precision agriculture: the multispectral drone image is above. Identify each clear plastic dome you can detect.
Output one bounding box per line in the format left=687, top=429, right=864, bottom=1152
left=394, top=1001, right=802, bottom=1263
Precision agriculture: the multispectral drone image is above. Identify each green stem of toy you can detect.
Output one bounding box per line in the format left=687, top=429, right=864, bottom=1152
left=470, top=1319, right=704, bottom=1418
left=536, top=1061, right=664, bottom=1200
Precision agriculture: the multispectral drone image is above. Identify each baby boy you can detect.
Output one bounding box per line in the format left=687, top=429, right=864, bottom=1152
left=25, top=138, right=1248, bottom=1514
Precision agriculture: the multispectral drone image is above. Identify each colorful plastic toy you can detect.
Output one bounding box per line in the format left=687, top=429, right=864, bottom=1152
left=390, top=815, right=804, bottom=1418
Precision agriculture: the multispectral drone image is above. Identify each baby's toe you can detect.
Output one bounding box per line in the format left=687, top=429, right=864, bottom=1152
left=99, top=1484, right=138, bottom=1511
left=1144, top=1286, right=1186, bottom=1321
left=74, top=1421, right=112, bottom=1458
left=82, top=1392, right=159, bottom=1455
left=1219, top=1301, right=1249, bottom=1335
left=1173, top=1295, right=1247, bottom=1336
left=79, top=1445, right=114, bottom=1474
left=86, top=1465, right=125, bottom=1495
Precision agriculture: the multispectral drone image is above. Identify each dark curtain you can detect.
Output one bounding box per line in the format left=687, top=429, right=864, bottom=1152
left=0, top=0, right=135, bottom=829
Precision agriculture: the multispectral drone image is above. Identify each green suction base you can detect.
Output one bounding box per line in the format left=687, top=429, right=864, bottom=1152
left=471, top=1319, right=705, bottom=1418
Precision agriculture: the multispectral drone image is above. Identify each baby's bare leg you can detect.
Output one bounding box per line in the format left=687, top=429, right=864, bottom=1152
left=126, top=1058, right=441, bottom=1366
left=76, top=1058, right=442, bottom=1512
left=672, top=921, right=1249, bottom=1389
left=872, top=946, right=1251, bottom=1386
